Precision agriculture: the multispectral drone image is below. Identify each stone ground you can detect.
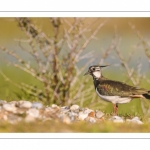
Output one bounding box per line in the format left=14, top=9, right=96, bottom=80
left=0, top=100, right=145, bottom=125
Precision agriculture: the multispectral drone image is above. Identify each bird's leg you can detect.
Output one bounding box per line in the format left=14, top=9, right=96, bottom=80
left=113, top=103, right=118, bottom=115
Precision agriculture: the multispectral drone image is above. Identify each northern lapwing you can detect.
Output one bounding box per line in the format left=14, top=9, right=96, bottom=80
left=84, top=65, right=150, bottom=115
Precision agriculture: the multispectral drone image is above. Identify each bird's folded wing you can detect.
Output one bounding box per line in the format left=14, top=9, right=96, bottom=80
left=97, top=80, right=149, bottom=97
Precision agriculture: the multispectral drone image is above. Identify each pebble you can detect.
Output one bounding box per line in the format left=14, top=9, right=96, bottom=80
left=7, top=114, right=22, bottom=124
left=69, top=111, right=78, bottom=117
left=95, top=110, right=104, bottom=119
left=0, top=100, right=7, bottom=105
left=68, top=111, right=78, bottom=121
left=9, top=101, right=17, bottom=107
left=26, top=108, right=39, bottom=118
left=88, top=111, right=95, bottom=117
left=61, top=106, right=69, bottom=109
left=51, top=104, right=59, bottom=109
left=16, top=100, right=25, bottom=106
left=126, top=117, right=143, bottom=124
left=19, top=101, right=32, bottom=109
left=109, top=116, right=124, bottom=123
left=85, top=117, right=96, bottom=123
left=3, top=104, right=17, bottom=113
left=70, top=105, right=79, bottom=111
left=0, top=100, right=146, bottom=125
left=60, top=106, right=70, bottom=113
left=78, top=111, right=88, bottom=120
left=32, top=102, right=43, bottom=109
left=16, top=108, right=26, bottom=114
left=83, top=108, right=93, bottom=114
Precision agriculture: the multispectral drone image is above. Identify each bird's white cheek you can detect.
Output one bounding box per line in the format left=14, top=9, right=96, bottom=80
left=93, top=71, right=101, bottom=78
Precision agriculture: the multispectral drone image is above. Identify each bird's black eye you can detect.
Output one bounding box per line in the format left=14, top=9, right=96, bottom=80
left=92, top=68, right=95, bottom=71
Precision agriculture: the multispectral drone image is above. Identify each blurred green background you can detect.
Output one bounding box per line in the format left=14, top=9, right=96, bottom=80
left=1, top=17, right=150, bottom=117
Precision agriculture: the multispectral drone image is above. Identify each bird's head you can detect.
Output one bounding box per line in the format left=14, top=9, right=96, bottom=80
left=84, top=65, right=109, bottom=79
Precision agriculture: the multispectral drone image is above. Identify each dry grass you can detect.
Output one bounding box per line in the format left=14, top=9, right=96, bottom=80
left=0, top=18, right=109, bottom=106
left=0, top=120, right=150, bottom=133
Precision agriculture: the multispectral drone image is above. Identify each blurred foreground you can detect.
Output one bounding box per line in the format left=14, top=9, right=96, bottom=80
left=0, top=100, right=150, bottom=132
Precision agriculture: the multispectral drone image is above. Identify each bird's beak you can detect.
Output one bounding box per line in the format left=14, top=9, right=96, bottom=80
left=100, top=65, right=110, bottom=68
left=84, top=71, right=90, bottom=76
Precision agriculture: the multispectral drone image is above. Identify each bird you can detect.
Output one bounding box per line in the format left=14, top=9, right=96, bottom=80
left=84, top=65, right=150, bottom=115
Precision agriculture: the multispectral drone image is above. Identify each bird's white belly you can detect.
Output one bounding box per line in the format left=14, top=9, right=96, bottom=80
left=96, top=88, right=132, bottom=104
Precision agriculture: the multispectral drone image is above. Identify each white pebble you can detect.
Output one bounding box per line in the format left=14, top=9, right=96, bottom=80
left=131, top=117, right=143, bottom=124
left=70, top=105, right=79, bottom=111
left=78, top=111, right=88, bottom=120
left=132, top=117, right=140, bottom=120
left=9, top=101, right=17, bottom=107
left=32, top=102, right=43, bottom=109
left=83, top=108, right=93, bottom=114
left=3, top=104, right=17, bottom=113
left=26, top=108, right=39, bottom=118
left=19, top=101, right=32, bottom=109
left=51, top=104, right=59, bottom=108
left=109, top=116, right=124, bottom=123
left=95, top=110, right=104, bottom=119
